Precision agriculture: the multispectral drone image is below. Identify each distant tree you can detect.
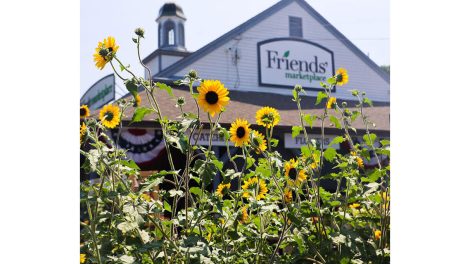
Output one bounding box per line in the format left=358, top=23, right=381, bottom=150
left=380, top=65, right=390, bottom=74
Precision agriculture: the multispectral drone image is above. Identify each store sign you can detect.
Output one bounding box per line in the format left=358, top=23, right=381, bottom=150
left=188, top=129, right=233, bottom=146
left=80, top=74, right=115, bottom=111
left=258, top=38, right=335, bottom=90
left=284, top=133, right=340, bottom=150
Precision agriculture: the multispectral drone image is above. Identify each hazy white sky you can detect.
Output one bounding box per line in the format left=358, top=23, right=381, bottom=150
left=80, top=0, right=389, bottom=97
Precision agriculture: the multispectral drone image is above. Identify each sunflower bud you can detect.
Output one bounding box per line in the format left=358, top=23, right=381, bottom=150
left=176, top=96, right=185, bottom=106
left=134, top=27, right=145, bottom=37
left=294, top=84, right=303, bottom=92
left=342, top=102, right=347, bottom=107
left=351, top=90, right=359, bottom=96
left=188, top=69, right=198, bottom=79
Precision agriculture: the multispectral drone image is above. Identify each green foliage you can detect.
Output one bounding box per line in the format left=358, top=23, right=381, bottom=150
left=315, top=91, right=328, bottom=105
left=82, top=36, right=390, bottom=263
left=291, top=125, right=303, bottom=138
left=131, top=107, right=153, bottom=122
left=155, top=82, right=174, bottom=98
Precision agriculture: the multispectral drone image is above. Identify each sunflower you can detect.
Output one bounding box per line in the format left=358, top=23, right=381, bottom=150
left=216, top=182, right=231, bottom=197
left=251, top=130, right=267, bottom=153
left=80, top=105, right=90, bottom=119
left=99, top=104, right=120, bottom=129
left=80, top=254, right=86, bottom=264
left=374, top=230, right=382, bottom=240
left=284, top=188, right=293, bottom=203
left=284, top=159, right=307, bottom=186
left=239, top=206, right=249, bottom=224
left=327, top=97, right=336, bottom=109
left=242, top=177, right=268, bottom=200
left=197, top=80, right=230, bottom=117
left=229, top=118, right=251, bottom=147
left=349, top=203, right=360, bottom=209
left=93, top=36, right=119, bottom=70
left=134, top=94, right=141, bottom=107
left=302, top=152, right=320, bottom=170
left=255, top=106, right=280, bottom=128
left=335, top=68, right=349, bottom=86
left=356, top=156, right=364, bottom=168
left=351, top=152, right=364, bottom=168
left=80, top=122, right=87, bottom=145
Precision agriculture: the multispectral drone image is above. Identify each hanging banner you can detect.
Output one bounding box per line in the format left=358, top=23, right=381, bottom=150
left=258, top=38, right=335, bottom=91
left=284, top=133, right=339, bottom=150
left=80, top=74, right=115, bottom=111
left=110, top=128, right=165, bottom=164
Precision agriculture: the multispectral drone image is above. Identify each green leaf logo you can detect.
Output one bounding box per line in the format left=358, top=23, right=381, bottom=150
left=283, top=50, right=290, bottom=57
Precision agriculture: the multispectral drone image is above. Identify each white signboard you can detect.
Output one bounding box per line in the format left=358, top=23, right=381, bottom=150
left=284, top=133, right=340, bottom=150
left=258, top=38, right=335, bottom=91
left=80, top=74, right=115, bottom=111
left=188, top=129, right=233, bottom=147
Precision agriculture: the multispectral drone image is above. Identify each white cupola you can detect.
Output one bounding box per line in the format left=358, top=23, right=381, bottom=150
left=156, top=2, right=186, bottom=51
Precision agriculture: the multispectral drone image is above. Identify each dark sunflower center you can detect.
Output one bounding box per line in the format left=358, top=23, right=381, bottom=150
left=288, top=168, right=297, bottom=181
left=205, top=91, right=219, bottom=104
left=236, top=127, right=246, bottom=138
left=105, top=112, right=114, bottom=121
left=80, top=108, right=86, bottom=116
left=336, top=74, right=343, bottom=82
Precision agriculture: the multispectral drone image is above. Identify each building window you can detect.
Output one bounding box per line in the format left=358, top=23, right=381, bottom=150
left=168, top=29, right=175, bottom=45
left=178, top=23, right=185, bottom=46
left=163, top=20, right=175, bottom=46
left=289, top=16, right=303, bottom=38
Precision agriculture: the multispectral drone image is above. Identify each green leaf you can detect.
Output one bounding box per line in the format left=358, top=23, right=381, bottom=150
left=190, top=187, right=202, bottom=197
left=300, top=145, right=312, bottom=157
left=246, top=156, right=255, bottom=170
left=303, top=114, right=316, bottom=128
left=329, top=136, right=345, bottom=146
left=315, top=91, right=328, bottom=105
left=292, top=89, right=298, bottom=101
left=156, top=82, right=174, bottom=98
left=193, top=160, right=217, bottom=187
left=363, top=133, right=377, bottom=146
left=330, top=200, right=341, bottom=207
left=125, top=78, right=139, bottom=97
left=329, top=115, right=342, bottom=129
left=327, top=76, right=337, bottom=85
left=363, top=97, right=373, bottom=106
left=351, top=110, right=360, bottom=122
left=132, top=107, right=153, bottom=122
left=283, top=50, right=290, bottom=57
left=270, top=138, right=279, bottom=147
left=292, top=126, right=303, bottom=138
left=324, top=148, right=337, bottom=162
left=380, top=139, right=390, bottom=146
left=213, top=159, right=224, bottom=171
left=361, top=169, right=383, bottom=183
left=164, top=200, right=171, bottom=212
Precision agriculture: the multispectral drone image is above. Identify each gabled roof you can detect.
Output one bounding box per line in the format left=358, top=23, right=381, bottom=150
left=155, top=0, right=389, bottom=83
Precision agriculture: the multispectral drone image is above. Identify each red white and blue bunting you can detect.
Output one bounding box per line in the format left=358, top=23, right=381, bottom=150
left=110, top=128, right=165, bottom=165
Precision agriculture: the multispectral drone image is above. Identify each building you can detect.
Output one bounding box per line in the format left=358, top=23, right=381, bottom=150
left=90, top=0, right=390, bottom=190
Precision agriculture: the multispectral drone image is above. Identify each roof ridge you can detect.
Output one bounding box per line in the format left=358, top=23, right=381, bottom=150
left=155, top=0, right=389, bottom=84
left=155, top=0, right=294, bottom=78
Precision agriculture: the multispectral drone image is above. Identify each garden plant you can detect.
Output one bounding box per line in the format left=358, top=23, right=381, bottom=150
left=80, top=28, right=390, bottom=264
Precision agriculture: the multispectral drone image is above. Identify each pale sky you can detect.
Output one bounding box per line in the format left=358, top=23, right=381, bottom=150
left=80, top=0, right=389, bottom=98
